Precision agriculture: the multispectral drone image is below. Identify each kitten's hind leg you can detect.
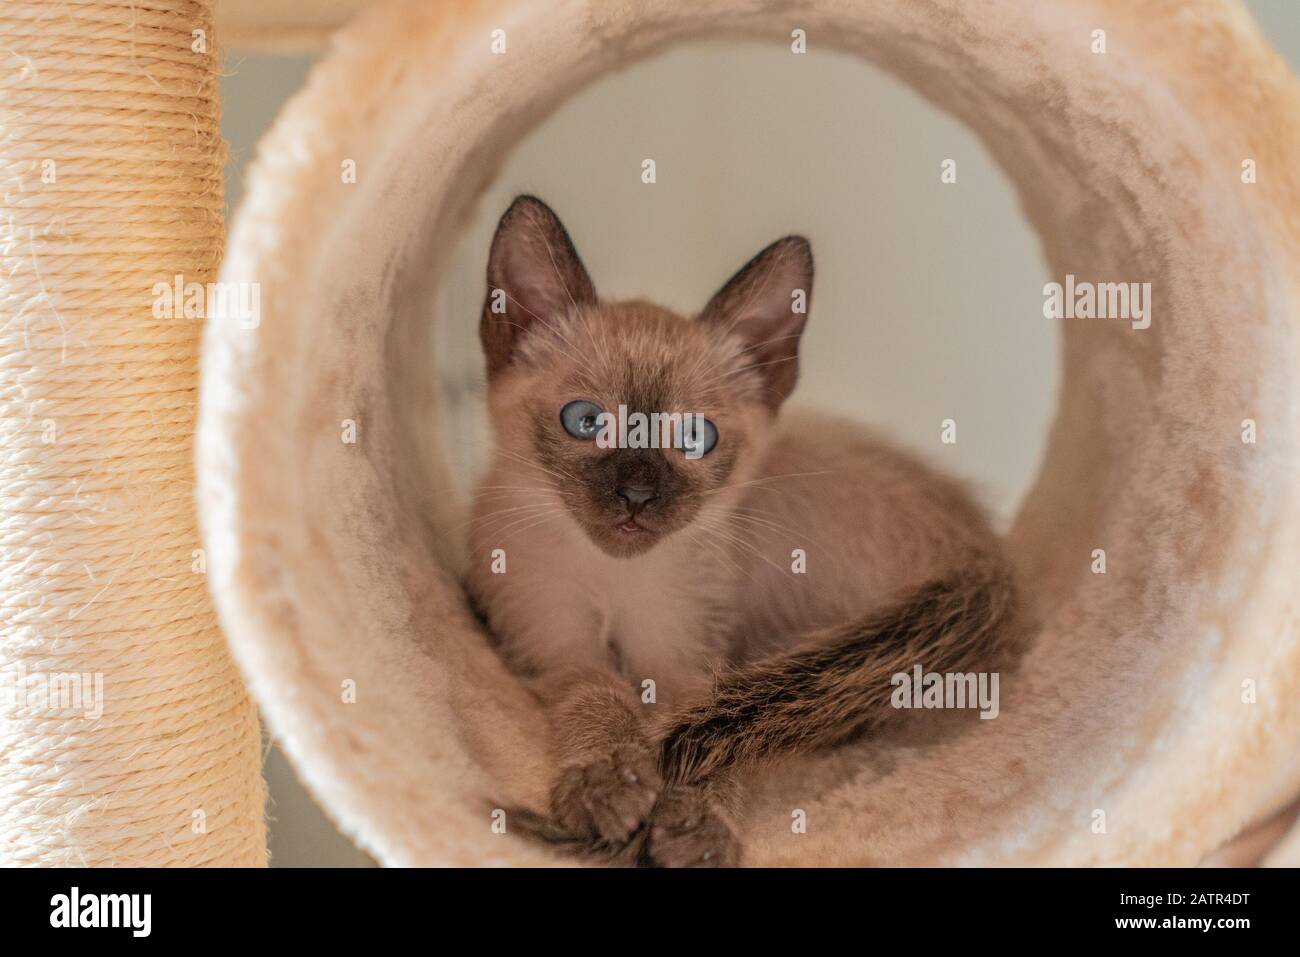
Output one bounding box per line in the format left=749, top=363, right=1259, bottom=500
left=539, top=669, right=661, bottom=846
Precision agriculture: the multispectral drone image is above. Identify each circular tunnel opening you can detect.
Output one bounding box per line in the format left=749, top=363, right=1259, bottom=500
left=202, top=0, right=1295, bottom=866
left=431, top=39, right=1059, bottom=537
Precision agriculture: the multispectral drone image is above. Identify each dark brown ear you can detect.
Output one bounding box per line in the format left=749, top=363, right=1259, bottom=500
left=481, top=195, right=596, bottom=375
left=699, top=236, right=813, bottom=410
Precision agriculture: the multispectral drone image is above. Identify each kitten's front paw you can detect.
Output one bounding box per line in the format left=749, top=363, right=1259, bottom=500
left=550, top=745, right=661, bottom=846
left=643, top=785, right=741, bottom=868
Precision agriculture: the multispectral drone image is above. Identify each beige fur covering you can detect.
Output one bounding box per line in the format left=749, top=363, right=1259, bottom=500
left=198, top=0, right=1300, bottom=865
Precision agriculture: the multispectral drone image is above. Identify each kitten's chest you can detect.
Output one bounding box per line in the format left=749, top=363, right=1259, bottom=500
left=486, top=525, right=731, bottom=698
left=583, top=546, right=730, bottom=695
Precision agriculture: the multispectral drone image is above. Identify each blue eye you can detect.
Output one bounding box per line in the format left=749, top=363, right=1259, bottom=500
left=679, top=417, right=719, bottom=457
left=560, top=399, right=604, bottom=439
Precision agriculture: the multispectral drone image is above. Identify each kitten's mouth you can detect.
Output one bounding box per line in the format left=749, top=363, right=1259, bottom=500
left=583, top=507, right=685, bottom=557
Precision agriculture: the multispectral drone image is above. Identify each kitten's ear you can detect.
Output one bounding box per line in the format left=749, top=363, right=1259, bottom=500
left=481, top=195, right=596, bottom=375
left=699, top=236, right=813, bottom=410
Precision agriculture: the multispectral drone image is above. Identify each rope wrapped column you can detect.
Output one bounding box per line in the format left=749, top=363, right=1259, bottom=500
left=0, top=0, right=266, bottom=866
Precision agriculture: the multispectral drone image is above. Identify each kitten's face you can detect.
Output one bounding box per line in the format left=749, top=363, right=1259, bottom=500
left=489, top=302, right=772, bottom=557
left=480, top=196, right=812, bottom=559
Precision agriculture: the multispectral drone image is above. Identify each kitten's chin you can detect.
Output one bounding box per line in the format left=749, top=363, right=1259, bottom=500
left=586, top=524, right=664, bottom=558
left=572, top=514, right=671, bottom=558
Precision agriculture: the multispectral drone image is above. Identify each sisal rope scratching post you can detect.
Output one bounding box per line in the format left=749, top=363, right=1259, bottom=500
left=0, top=1, right=266, bottom=865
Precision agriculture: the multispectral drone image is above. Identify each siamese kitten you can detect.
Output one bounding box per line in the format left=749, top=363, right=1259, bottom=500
left=466, top=196, right=1016, bottom=867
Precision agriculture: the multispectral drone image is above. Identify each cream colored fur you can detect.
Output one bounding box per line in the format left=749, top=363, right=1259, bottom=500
left=199, top=0, right=1300, bottom=865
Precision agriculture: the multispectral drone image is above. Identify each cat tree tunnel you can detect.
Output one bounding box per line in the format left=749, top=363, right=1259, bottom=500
left=192, top=0, right=1300, bottom=866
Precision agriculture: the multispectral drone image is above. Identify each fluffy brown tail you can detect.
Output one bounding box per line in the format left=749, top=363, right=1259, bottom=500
left=659, top=558, right=1017, bottom=783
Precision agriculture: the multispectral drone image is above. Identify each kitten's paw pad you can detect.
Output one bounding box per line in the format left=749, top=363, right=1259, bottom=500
left=643, top=786, right=740, bottom=868
left=549, top=747, right=661, bottom=845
